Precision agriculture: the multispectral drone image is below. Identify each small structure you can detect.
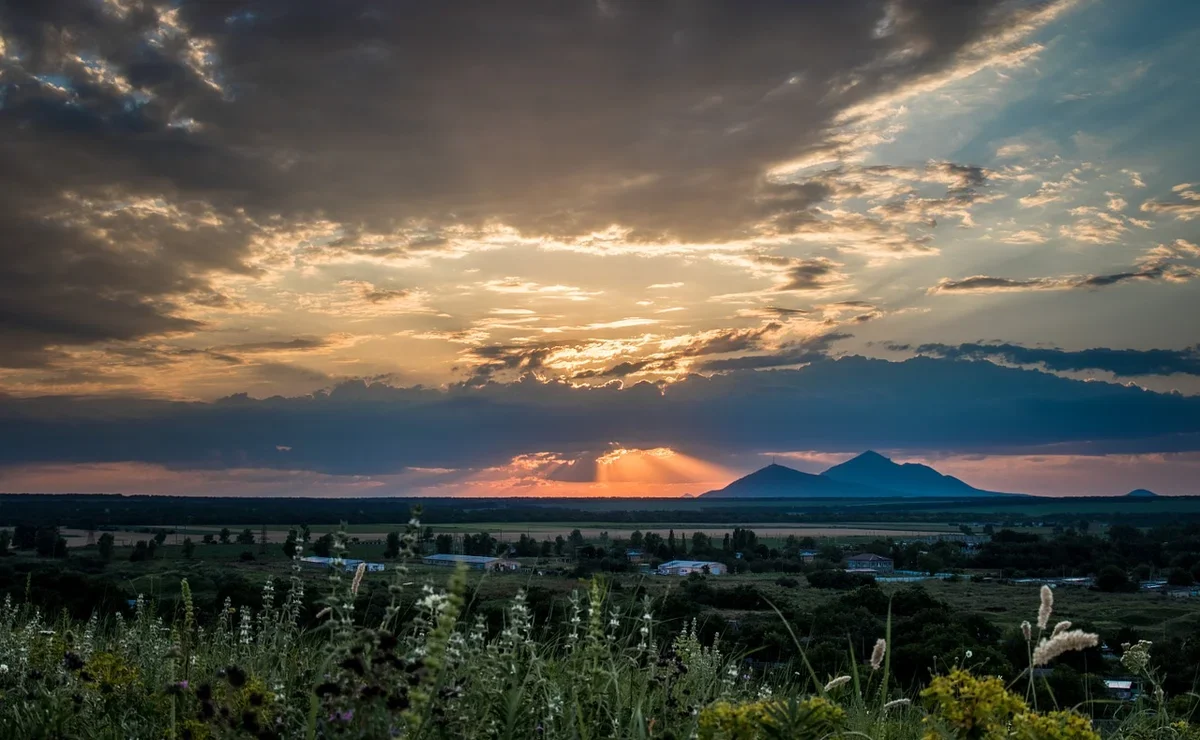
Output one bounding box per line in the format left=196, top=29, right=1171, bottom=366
left=657, top=559, right=726, bottom=576
left=421, top=553, right=520, bottom=571
left=300, top=556, right=386, bottom=573
left=798, top=550, right=818, bottom=563
left=1104, top=678, right=1141, bottom=701
left=625, top=548, right=645, bottom=563
left=846, top=553, right=894, bottom=573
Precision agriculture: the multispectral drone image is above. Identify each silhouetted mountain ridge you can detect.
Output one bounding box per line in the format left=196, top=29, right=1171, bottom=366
left=701, top=451, right=1017, bottom=499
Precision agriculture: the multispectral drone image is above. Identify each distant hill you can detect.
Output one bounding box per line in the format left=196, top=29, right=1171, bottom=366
left=700, top=463, right=887, bottom=499
left=1125, top=488, right=1159, bottom=498
left=701, top=451, right=1016, bottom=499
left=822, top=450, right=990, bottom=497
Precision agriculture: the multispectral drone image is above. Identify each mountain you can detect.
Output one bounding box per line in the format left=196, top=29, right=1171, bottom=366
left=1125, top=488, right=1159, bottom=498
left=821, top=450, right=995, bottom=497
left=700, top=451, right=1015, bottom=499
left=700, top=463, right=887, bottom=499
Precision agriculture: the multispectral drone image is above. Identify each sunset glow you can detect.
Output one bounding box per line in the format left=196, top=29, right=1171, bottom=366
left=1, top=0, right=1199, bottom=496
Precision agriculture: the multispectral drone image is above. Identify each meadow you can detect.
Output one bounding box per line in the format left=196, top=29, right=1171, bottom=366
left=1, top=533, right=1197, bottom=739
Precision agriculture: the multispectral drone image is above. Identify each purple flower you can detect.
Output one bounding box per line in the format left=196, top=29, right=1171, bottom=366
left=329, top=710, right=354, bottom=723
left=178, top=680, right=189, bottom=690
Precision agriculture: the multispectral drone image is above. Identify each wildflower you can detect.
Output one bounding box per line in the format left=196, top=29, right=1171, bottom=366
left=1021, top=620, right=1032, bottom=642
left=1037, top=585, right=1054, bottom=630
left=870, top=638, right=887, bottom=670
left=883, top=698, right=911, bottom=710
left=965, top=650, right=973, bottom=659
left=315, top=607, right=332, bottom=620
left=1051, top=620, right=1072, bottom=636
left=1120, top=640, right=1153, bottom=674
left=0, top=664, right=7, bottom=674
left=1032, top=629, right=1099, bottom=666
left=824, top=675, right=852, bottom=692
left=351, top=561, right=367, bottom=595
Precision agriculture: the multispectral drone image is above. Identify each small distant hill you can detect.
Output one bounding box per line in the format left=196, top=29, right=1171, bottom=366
left=700, top=451, right=1017, bottom=499
left=1125, top=488, right=1159, bottom=498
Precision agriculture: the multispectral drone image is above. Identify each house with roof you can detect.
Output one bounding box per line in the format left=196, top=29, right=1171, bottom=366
left=846, top=553, right=894, bottom=573
left=657, top=559, right=726, bottom=576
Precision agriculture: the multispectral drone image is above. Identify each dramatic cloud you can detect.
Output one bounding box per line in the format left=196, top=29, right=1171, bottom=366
left=2, top=356, right=1198, bottom=477
left=928, top=264, right=1199, bottom=294
left=0, top=0, right=1078, bottom=368
left=894, top=342, right=1200, bottom=378
left=1141, top=184, right=1200, bottom=220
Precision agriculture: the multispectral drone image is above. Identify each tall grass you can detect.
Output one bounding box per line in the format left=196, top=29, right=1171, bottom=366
left=0, top=522, right=1195, bottom=738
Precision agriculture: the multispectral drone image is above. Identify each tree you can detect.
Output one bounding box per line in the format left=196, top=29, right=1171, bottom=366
left=131, top=540, right=150, bottom=562
left=312, top=533, right=335, bottom=557
left=153, top=530, right=168, bottom=547
left=236, top=528, right=255, bottom=545
left=35, top=527, right=61, bottom=558
left=692, top=532, right=712, bottom=554
left=202, top=533, right=214, bottom=545
left=219, top=528, right=231, bottom=544
left=300, top=524, right=312, bottom=543
left=1167, top=567, right=1195, bottom=587
left=97, top=533, right=115, bottom=561
left=629, top=530, right=644, bottom=549
left=147, top=540, right=158, bottom=559
left=668, top=529, right=677, bottom=554
left=283, top=529, right=299, bottom=558
left=1095, top=565, right=1134, bottom=593
left=435, top=533, right=453, bottom=554
left=384, top=531, right=402, bottom=559
left=14, top=524, right=41, bottom=550
left=182, top=537, right=196, bottom=559
left=568, top=529, right=586, bottom=553
left=0, top=530, right=10, bottom=557
left=554, top=535, right=566, bottom=557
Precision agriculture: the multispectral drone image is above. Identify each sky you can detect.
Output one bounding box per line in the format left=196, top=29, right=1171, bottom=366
left=1, top=0, right=1200, bottom=497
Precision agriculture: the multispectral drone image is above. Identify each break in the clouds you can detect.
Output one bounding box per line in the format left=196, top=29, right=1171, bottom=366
left=2, top=0, right=1200, bottom=494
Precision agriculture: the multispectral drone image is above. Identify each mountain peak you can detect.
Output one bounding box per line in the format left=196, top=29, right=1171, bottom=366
left=821, top=450, right=991, bottom=497
left=1125, top=488, right=1159, bottom=498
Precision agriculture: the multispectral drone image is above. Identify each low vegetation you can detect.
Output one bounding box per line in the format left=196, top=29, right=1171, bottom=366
left=1, top=519, right=1199, bottom=739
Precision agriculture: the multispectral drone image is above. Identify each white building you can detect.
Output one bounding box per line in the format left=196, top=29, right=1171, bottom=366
left=421, top=553, right=520, bottom=571
left=657, top=560, right=726, bottom=576
left=300, top=556, right=386, bottom=572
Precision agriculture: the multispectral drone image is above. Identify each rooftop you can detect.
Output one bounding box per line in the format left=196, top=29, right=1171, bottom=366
left=659, top=560, right=723, bottom=568
left=848, top=553, right=893, bottom=561
left=422, top=553, right=500, bottom=564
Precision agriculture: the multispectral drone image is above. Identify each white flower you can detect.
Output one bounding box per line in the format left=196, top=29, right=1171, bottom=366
left=965, top=650, right=973, bottom=659
left=0, top=664, right=8, bottom=674
left=824, top=675, right=852, bottom=692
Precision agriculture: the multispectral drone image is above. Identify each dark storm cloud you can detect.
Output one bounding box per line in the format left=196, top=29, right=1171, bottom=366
left=929, top=263, right=1199, bottom=293
left=894, top=342, right=1200, bottom=378
left=2, top=355, right=1198, bottom=475
left=0, top=0, right=1068, bottom=364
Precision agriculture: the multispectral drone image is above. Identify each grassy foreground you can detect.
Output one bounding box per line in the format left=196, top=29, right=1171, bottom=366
left=0, top=527, right=1196, bottom=739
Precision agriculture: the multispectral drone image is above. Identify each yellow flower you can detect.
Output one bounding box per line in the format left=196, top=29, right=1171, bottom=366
left=698, top=697, right=846, bottom=740
left=1011, top=711, right=1100, bottom=740
left=921, top=669, right=1027, bottom=740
